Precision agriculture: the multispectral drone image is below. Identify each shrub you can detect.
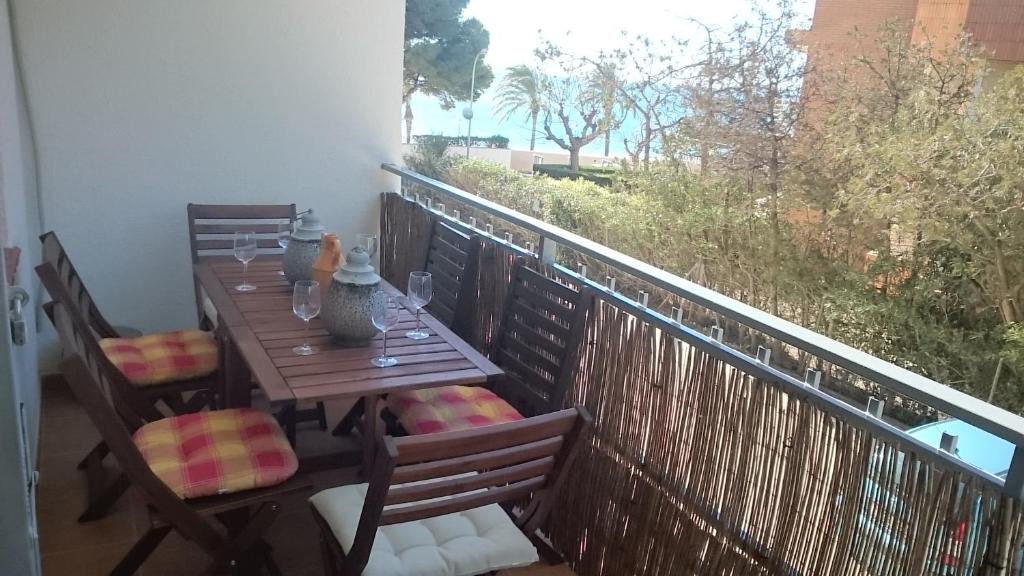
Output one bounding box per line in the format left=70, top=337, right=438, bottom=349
left=442, top=158, right=1023, bottom=415
left=412, top=134, right=509, bottom=149
left=532, top=164, right=615, bottom=186
left=449, top=159, right=686, bottom=272
left=403, top=138, right=454, bottom=181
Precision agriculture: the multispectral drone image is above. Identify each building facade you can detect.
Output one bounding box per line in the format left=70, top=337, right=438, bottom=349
left=799, top=0, right=1024, bottom=111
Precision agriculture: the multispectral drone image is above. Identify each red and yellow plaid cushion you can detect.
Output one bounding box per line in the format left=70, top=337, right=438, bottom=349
left=387, top=385, right=524, bottom=435
left=99, top=330, right=218, bottom=386
left=132, top=408, right=298, bottom=500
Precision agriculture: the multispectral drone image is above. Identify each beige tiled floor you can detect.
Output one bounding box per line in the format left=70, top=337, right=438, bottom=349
left=37, top=383, right=574, bottom=576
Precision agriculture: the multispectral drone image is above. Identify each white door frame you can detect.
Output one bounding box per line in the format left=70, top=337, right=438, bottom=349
left=0, top=0, right=42, bottom=572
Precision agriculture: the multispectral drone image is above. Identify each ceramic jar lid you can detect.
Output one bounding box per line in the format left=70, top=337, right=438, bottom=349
left=292, top=210, right=325, bottom=242
left=333, top=246, right=380, bottom=286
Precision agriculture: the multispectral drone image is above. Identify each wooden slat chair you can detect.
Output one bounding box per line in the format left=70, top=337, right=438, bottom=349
left=186, top=203, right=327, bottom=437
left=333, top=220, right=481, bottom=438
left=39, top=232, right=220, bottom=521
left=186, top=203, right=297, bottom=261
left=310, top=406, right=591, bottom=576
left=423, top=220, right=481, bottom=338
left=186, top=203, right=297, bottom=326
left=42, top=272, right=307, bottom=576
left=386, top=259, right=594, bottom=435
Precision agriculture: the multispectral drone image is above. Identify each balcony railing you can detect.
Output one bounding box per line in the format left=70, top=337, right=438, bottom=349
left=380, top=163, right=1024, bottom=575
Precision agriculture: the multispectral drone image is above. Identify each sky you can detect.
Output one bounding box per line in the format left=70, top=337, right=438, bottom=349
left=405, top=0, right=814, bottom=156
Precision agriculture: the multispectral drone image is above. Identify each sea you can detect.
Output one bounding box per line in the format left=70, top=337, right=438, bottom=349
left=405, top=92, right=638, bottom=157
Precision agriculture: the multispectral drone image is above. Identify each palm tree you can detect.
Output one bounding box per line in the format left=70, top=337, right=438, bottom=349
left=589, top=62, right=620, bottom=158
left=493, top=65, right=542, bottom=150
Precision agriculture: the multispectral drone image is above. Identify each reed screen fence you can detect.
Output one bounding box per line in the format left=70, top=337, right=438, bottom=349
left=380, top=190, right=1024, bottom=576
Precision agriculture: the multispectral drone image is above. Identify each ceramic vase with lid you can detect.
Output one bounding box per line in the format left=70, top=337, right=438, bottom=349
left=321, top=246, right=381, bottom=347
left=283, top=210, right=324, bottom=284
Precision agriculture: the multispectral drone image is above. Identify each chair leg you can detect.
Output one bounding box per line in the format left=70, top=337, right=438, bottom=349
left=204, top=503, right=282, bottom=576
left=330, top=398, right=364, bottom=437
left=276, top=405, right=297, bottom=447
left=158, top=389, right=213, bottom=415
left=319, top=535, right=337, bottom=576
left=257, top=540, right=283, bottom=576
left=76, top=440, right=109, bottom=470
left=228, top=504, right=279, bottom=545
left=110, top=525, right=171, bottom=576
left=381, top=407, right=405, bottom=437
left=291, top=403, right=328, bottom=433
left=312, top=504, right=345, bottom=576
left=79, top=471, right=130, bottom=523
left=160, top=392, right=188, bottom=415
left=316, top=401, right=327, bottom=431
left=182, top=389, right=213, bottom=413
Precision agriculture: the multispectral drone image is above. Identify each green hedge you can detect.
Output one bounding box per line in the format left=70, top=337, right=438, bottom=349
left=445, top=157, right=1020, bottom=417
left=532, top=164, right=615, bottom=187
left=413, top=134, right=509, bottom=149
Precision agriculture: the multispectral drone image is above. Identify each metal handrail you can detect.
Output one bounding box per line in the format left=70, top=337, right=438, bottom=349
left=384, top=187, right=1011, bottom=492
left=383, top=163, right=1024, bottom=495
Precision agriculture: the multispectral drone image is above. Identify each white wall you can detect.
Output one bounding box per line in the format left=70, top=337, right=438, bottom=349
left=12, top=0, right=403, bottom=335
left=510, top=149, right=619, bottom=172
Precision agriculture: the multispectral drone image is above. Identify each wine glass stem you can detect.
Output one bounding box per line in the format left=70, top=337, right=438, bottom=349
left=382, top=329, right=388, bottom=358
left=243, top=261, right=248, bottom=286
left=304, top=318, right=310, bottom=350
left=415, top=308, right=422, bottom=333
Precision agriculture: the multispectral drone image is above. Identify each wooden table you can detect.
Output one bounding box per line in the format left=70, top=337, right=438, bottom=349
left=194, top=256, right=504, bottom=470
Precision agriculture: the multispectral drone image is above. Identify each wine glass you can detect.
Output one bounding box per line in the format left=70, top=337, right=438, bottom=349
left=405, top=271, right=432, bottom=340
left=356, top=233, right=379, bottom=258
left=292, top=280, right=321, bottom=356
left=233, top=231, right=258, bottom=292
left=277, top=222, right=292, bottom=276
left=370, top=291, right=400, bottom=367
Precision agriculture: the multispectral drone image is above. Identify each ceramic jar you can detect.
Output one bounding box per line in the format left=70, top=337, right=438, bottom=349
left=321, top=246, right=381, bottom=347
left=283, top=210, right=324, bottom=284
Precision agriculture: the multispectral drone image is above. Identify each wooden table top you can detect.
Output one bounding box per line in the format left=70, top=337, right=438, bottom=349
left=194, top=256, right=503, bottom=405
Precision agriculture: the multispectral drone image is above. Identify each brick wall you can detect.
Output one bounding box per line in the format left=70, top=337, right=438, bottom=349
left=964, top=0, right=1024, bottom=61
left=800, top=0, right=1023, bottom=125
left=800, top=0, right=918, bottom=124
left=912, top=0, right=970, bottom=50
left=803, top=0, right=918, bottom=58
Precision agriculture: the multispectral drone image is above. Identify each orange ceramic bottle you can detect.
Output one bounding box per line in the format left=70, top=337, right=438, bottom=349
left=312, top=233, right=342, bottom=295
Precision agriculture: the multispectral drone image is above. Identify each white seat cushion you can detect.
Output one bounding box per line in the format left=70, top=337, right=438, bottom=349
left=310, top=483, right=539, bottom=576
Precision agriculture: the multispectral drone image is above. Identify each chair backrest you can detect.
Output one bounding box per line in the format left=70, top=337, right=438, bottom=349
left=39, top=231, right=119, bottom=339
left=186, top=203, right=296, bottom=263
left=36, top=262, right=164, bottom=428
left=491, top=260, right=595, bottom=417
left=345, top=406, right=591, bottom=573
left=423, top=220, right=481, bottom=336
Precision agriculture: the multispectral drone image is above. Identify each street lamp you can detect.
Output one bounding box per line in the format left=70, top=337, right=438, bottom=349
left=464, top=48, right=487, bottom=158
